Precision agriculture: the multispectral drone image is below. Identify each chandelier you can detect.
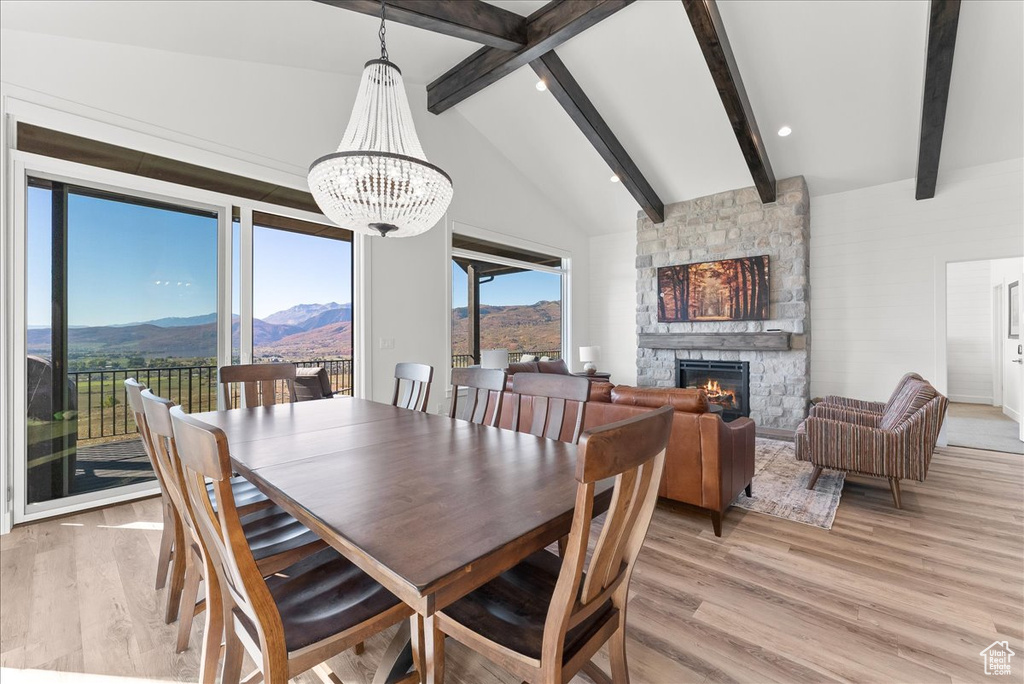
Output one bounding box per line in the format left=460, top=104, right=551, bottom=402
left=308, top=2, right=453, bottom=238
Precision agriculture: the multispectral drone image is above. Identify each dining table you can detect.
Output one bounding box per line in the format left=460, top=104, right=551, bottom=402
left=192, top=395, right=611, bottom=684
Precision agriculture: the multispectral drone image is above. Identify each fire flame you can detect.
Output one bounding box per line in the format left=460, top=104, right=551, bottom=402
left=700, top=379, right=737, bottom=408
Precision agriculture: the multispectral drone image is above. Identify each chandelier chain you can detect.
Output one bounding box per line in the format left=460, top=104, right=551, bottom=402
left=379, top=1, right=388, bottom=62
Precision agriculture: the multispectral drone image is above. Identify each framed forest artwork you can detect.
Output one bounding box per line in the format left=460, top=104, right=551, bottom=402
left=658, top=255, right=770, bottom=322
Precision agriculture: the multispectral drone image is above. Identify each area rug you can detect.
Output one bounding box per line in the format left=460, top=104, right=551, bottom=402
left=731, top=438, right=845, bottom=530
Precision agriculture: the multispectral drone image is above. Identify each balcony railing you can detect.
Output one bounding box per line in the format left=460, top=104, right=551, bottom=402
left=451, top=350, right=561, bottom=369
left=68, top=359, right=353, bottom=442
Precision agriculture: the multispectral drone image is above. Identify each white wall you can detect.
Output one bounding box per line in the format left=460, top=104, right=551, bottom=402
left=588, top=230, right=638, bottom=386
left=946, top=260, right=994, bottom=403
left=991, top=258, right=1024, bottom=421
left=0, top=28, right=592, bottom=414
left=810, top=158, right=1024, bottom=402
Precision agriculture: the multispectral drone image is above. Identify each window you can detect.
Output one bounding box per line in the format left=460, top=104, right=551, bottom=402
left=25, top=179, right=218, bottom=504
left=249, top=212, right=354, bottom=395
left=451, top=234, right=565, bottom=368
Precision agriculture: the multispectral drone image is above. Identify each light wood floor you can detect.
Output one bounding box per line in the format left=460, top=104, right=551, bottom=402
left=2, top=444, right=1022, bottom=684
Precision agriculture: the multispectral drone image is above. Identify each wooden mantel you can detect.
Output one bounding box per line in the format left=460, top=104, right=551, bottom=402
left=638, top=332, right=791, bottom=352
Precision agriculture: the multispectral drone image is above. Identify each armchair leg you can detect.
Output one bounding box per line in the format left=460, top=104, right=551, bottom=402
left=744, top=483, right=752, bottom=497
left=888, top=477, right=902, bottom=509
left=710, top=511, right=722, bottom=537
left=806, top=466, right=823, bottom=491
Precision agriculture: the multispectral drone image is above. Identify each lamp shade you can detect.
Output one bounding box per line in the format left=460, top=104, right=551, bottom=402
left=480, top=349, right=509, bottom=370
left=579, top=346, right=601, bottom=363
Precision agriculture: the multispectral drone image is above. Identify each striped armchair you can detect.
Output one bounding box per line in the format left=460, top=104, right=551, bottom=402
left=796, top=378, right=947, bottom=508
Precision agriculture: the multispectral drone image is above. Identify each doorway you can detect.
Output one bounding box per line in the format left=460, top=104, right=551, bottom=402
left=945, top=257, right=1024, bottom=453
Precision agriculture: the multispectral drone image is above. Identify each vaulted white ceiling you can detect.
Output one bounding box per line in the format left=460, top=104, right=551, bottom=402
left=2, top=0, right=1021, bottom=236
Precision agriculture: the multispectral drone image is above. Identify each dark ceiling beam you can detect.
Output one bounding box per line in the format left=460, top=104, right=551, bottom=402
left=531, top=52, right=664, bottom=223
left=314, top=0, right=527, bottom=51
left=427, top=0, right=635, bottom=115
left=915, top=0, right=961, bottom=200
left=682, top=0, right=776, bottom=203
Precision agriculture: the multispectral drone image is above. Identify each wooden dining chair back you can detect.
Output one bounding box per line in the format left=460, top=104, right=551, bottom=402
left=219, top=363, right=297, bottom=409
left=169, top=406, right=416, bottom=684
left=449, top=368, right=506, bottom=427
left=124, top=379, right=179, bottom=601
left=433, top=405, right=674, bottom=684
left=392, top=362, right=433, bottom=412
left=510, top=372, right=591, bottom=444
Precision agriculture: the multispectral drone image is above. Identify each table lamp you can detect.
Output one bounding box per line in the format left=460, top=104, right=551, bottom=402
left=579, top=346, right=601, bottom=375
left=480, top=349, right=509, bottom=370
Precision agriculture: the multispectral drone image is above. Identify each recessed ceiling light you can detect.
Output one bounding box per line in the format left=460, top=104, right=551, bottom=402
left=535, top=80, right=547, bottom=92
left=778, top=125, right=792, bottom=137
left=610, top=174, right=620, bottom=183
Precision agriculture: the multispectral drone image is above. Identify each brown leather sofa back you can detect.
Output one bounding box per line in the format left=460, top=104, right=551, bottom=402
left=610, top=386, right=708, bottom=413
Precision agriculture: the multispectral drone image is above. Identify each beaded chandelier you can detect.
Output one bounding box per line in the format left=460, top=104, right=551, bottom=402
left=308, top=2, right=453, bottom=238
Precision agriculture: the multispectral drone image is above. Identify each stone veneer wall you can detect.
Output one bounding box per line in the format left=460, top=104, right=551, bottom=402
left=635, top=176, right=811, bottom=430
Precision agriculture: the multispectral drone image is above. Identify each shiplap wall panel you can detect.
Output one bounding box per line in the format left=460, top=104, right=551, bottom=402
left=589, top=230, right=638, bottom=386
left=810, top=158, right=1023, bottom=402
left=946, top=260, right=993, bottom=403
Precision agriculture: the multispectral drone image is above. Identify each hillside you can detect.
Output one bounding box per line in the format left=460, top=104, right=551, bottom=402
left=451, top=300, right=561, bottom=355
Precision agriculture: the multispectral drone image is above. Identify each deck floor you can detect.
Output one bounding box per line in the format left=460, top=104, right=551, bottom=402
left=1, top=444, right=1022, bottom=684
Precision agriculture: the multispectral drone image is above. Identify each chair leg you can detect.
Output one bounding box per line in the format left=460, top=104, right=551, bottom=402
left=222, top=614, right=244, bottom=684
left=888, top=477, right=902, bottom=509
left=198, top=560, right=223, bottom=684
left=806, top=466, right=823, bottom=491
left=155, top=499, right=174, bottom=590
left=710, top=511, right=722, bottom=538
left=424, top=614, right=445, bottom=684
left=164, top=524, right=187, bottom=624
left=176, top=555, right=202, bottom=652
left=608, top=616, right=630, bottom=684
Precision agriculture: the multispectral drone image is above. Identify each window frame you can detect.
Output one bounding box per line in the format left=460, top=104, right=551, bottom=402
left=446, top=221, right=571, bottom=392
left=4, top=148, right=364, bottom=526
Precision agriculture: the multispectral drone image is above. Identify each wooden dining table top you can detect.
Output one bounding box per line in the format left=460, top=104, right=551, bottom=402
left=192, top=396, right=608, bottom=615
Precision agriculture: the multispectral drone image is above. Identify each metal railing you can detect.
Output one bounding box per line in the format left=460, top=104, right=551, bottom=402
left=68, top=358, right=353, bottom=441
left=451, top=350, right=561, bottom=368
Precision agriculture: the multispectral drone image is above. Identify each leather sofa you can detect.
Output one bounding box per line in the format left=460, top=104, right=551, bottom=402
left=498, top=365, right=756, bottom=536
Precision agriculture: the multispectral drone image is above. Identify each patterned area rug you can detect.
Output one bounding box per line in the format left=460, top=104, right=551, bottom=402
left=732, top=438, right=845, bottom=530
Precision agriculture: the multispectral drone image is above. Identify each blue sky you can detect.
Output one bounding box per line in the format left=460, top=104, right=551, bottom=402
left=27, top=184, right=557, bottom=327
left=451, top=262, right=561, bottom=308
left=27, top=186, right=353, bottom=326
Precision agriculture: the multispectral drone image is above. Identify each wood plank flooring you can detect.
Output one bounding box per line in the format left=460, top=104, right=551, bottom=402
left=1, top=444, right=1021, bottom=683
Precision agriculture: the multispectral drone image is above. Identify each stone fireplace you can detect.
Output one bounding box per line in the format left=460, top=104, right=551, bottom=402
left=635, top=177, right=811, bottom=431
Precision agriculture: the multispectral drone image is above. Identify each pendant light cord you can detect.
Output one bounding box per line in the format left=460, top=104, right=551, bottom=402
left=379, top=1, right=389, bottom=62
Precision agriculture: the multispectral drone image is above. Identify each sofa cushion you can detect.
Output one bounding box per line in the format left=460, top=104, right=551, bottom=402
left=879, top=380, right=937, bottom=431
left=610, top=386, right=708, bottom=414
left=537, top=358, right=570, bottom=375
left=589, top=381, right=613, bottom=403
left=882, top=372, right=924, bottom=414
left=506, top=361, right=539, bottom=376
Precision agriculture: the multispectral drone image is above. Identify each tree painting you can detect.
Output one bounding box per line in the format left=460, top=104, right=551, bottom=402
left=658, top=255, right=770, bottom=322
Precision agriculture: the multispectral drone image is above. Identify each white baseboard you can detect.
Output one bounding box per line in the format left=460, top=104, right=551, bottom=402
left=948, top=394, right=994, bottom=404
left=1003, top=405, right=1022, bottom=423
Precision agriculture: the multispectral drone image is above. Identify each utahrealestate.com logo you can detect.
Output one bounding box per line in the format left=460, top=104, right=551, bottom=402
left=980, top=641, right=1015, bottom=676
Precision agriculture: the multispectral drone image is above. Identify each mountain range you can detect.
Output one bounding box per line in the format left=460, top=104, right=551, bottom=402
left=27, top=299, right=561, bottom=362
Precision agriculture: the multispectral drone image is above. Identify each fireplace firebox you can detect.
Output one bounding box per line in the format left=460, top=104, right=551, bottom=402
left=677, top=360, right=750, bottom=422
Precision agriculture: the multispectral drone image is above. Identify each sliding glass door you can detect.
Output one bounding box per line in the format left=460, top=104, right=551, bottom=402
left=24, top=179, right=219, bottom=507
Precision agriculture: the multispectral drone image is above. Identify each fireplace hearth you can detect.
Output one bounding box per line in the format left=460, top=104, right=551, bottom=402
left=677, top=360, right=750, bottom=422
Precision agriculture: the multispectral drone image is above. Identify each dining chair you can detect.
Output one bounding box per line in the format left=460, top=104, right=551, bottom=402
left=392, top=362, right=433, bottom=412
left=511, top=372, right=591, bottom=444
left=425, top=405, right=674, bottom=684
left=142, top=390, right=325, bottom=672
left=123, top=378, right=178, bottom=598
left=219, top=363, right=297, bottom=409
left=449, top=368, right=506, bottom=427
left=169, top=406, right=418, bottom=684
